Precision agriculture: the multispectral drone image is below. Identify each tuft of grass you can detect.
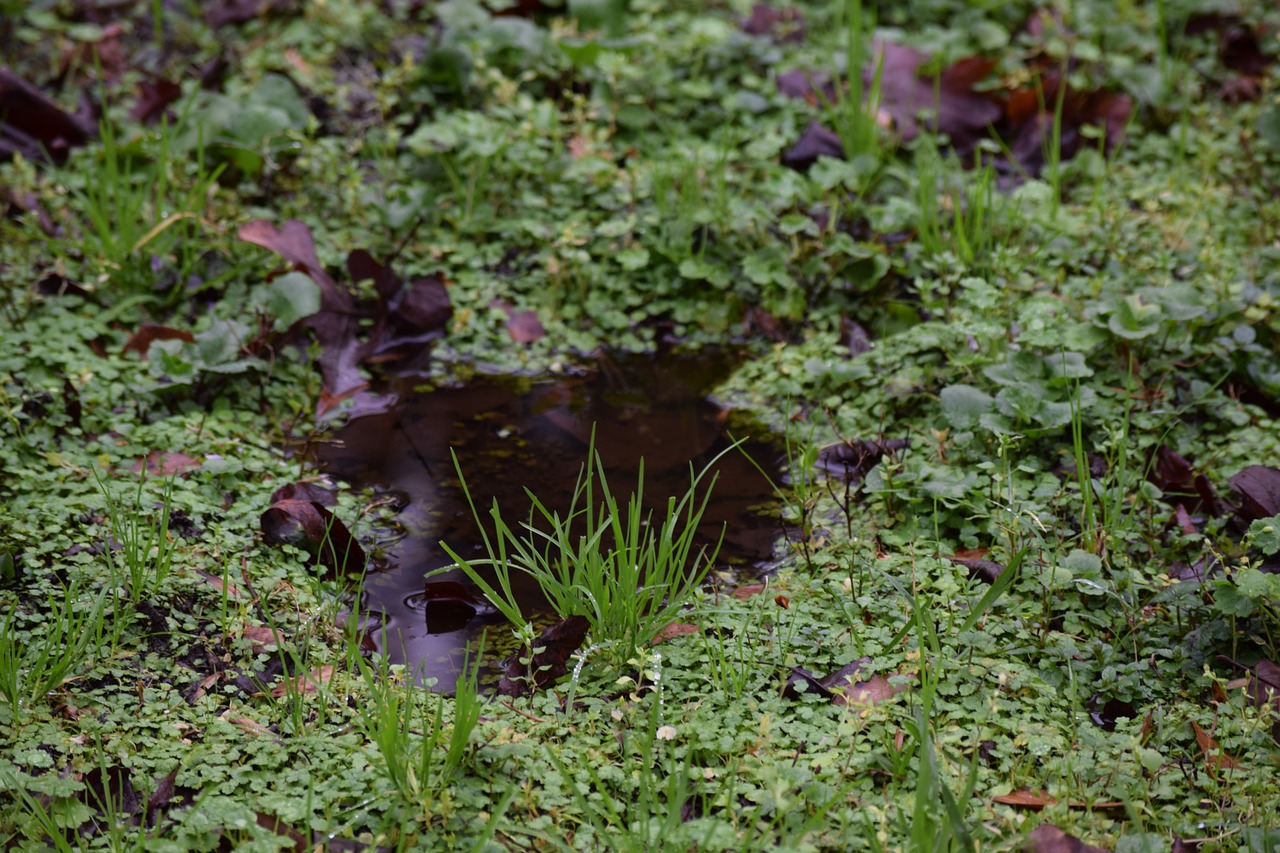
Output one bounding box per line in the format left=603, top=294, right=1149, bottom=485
left=0, top=575, right=108, bottom=721
left=440, top=431, right=736, bottom=664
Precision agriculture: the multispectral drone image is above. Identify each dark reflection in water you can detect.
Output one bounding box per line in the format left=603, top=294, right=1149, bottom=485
left=316, top=350, right=785, bottom=686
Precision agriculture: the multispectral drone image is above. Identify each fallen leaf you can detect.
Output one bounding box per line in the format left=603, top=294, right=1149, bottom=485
left=870, top=42, right=1000, bottom=146
left=814, top=438, right=909, bottom=485
left=1229, top=465, right=1280, bottom=522
left=740, top=3, right=805, bottom=44
left=122, top=324, right=195, bottom=358
left=269, top=482, right=337, bottom=507
left=780, top=120, right=844, bottom=171
left=1191, top=720, right=1242, bottom=772
left=498, top=615, right=590, bottom=697
left=0, top=68, right=94, bottom=164
left=946, top=555, right=1005, bottom=584
left=269, top=666, right=336, bottom=698
left=651, top=622, right=700, bottom=644
left=130, top=78, right=182, bottom=125
left=131, top=451, right=201, bottom=477
left=993, top=791, right=1124, bottom=812
left=260, top=499, right=366, bottom=578
left=1023, top=823, right=1112, bottom=853
left=733, top=583, right=766, bottom=599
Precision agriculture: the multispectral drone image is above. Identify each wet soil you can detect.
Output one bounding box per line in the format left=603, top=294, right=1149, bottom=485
left=317, top=349, right=786, bottom=685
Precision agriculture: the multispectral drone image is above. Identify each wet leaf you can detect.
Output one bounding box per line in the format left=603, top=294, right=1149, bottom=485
left=260, top=499, right=366, bottom=578
left=1023, top=824, right=1112, bottom=853
left=131, top=451, right=201, bottom=477
left=498, top=615, right=590, bottom=697
left=732, top=583, right=766, bottom=599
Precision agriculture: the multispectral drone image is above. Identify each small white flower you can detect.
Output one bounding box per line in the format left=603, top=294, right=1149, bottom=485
left=655, top=725, right=677, bottom=741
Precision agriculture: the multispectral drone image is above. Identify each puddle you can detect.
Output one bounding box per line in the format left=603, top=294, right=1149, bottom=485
left=316, top=349, right=786, bottom=685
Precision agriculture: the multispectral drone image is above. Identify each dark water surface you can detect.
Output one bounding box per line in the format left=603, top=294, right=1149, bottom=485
left=316, top=350, right=786, bottom=685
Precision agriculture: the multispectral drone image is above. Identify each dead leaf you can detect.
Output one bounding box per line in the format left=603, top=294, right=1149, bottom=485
left=268, top=665, right=335, bottom=698
left=815, top=438, right=909, bottom=485
left=498, top=615, right=590, bottom=697
left=994, top=791, right=1124, bottom=812
left=1229, top=465, right=1280, bottom=522
left=1023, top=823, right=1111, bottom=853
left=651, top=622, right=700, bottom=644
left=260, top=499, right=366, bottom=578
left=131, top=451, right=201, bottom=477
left=870, top=42, right=1000, bottom=146
left=1191, top=720, right=1242, bottom=772
left=740, top=4, right=805, bottom=44
left=0, top=68, right=95, bottom=164
left=733, top=583, right=766, bottom=599
left=780, top=120, right=844, bottom=171
left=947, top=555, right=1005, bottom=584
left=130, top=78, right=182, bottom=125
left=122, top=324, right=195, bottom=358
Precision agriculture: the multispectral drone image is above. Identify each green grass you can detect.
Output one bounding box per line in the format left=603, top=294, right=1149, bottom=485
left=440, top=434, right=734, bottom=665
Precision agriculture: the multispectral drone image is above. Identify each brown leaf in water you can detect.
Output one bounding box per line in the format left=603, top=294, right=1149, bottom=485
left=498, top=615, right=590, bottom=697
left=122, top=324, right=195, bottom=358
left=239, top=220, right=370, bottom=403
left=421, top=581, right=486, bottom=634
left=260, top=499, right=366, bottom=578
left=1023, top=824, right=1112, bottom=853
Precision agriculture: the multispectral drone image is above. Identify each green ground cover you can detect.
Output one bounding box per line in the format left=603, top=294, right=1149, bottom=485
left=3, top=0, right=1280, bottom=849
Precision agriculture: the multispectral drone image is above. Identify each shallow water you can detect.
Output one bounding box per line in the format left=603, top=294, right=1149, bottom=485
left=316, top=349, right=785, bottom=685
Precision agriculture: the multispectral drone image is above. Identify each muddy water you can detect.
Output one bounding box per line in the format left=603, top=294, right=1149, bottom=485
left=316, top=350, right=785, bottom=685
